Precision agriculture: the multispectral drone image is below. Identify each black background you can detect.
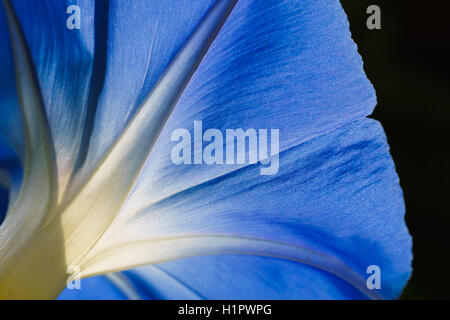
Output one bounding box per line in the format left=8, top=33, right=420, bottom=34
left=341, top=0, right=450, bottom=299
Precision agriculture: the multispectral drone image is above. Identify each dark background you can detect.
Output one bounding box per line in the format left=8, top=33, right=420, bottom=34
left=340, top=1, right=450, bottom=299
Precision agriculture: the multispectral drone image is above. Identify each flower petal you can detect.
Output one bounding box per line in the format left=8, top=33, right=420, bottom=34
left=0, top=3, right=23, bottom=158
left=81, top=119, right=412, bottom=299
left=0, top=142, right=22, bottom=216
left=0, top=143, right=16, bottom=224
left=0, top=187, right=7, bottom=225
left=9, top=0, right=96, bottom=200
left=0, top=4, right=25, bottom=209
left=0, top=0, right=57, bottom=267
left=130, top=256, right=369, bottom=300
left=59, top=258, right=369, bottom=300
left=109, top=0, right=377, bottom=216
left=44, top=0, right=237, bottom=272
left=65, top=0, right=219, bottom=197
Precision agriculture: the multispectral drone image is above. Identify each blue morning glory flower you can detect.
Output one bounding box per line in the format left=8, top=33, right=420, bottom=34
left=0, top=0, right=411, bottom=300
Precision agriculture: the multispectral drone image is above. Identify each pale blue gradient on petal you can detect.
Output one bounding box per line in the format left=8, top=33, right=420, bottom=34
left=118, top=0, right=377, bottom=215
left=75, top=119, right=411, bottom=300
left=67, top=0, right=217, bottom=194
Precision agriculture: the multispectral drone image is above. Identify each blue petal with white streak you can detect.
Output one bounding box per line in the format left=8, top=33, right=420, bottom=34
left=0, top=0, right=411, bottom=300
left=62, top=119, right=411, bottom=300
left=9, top=0, right=95, bottom=198
left=117, top=0, right=378, bottom=212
